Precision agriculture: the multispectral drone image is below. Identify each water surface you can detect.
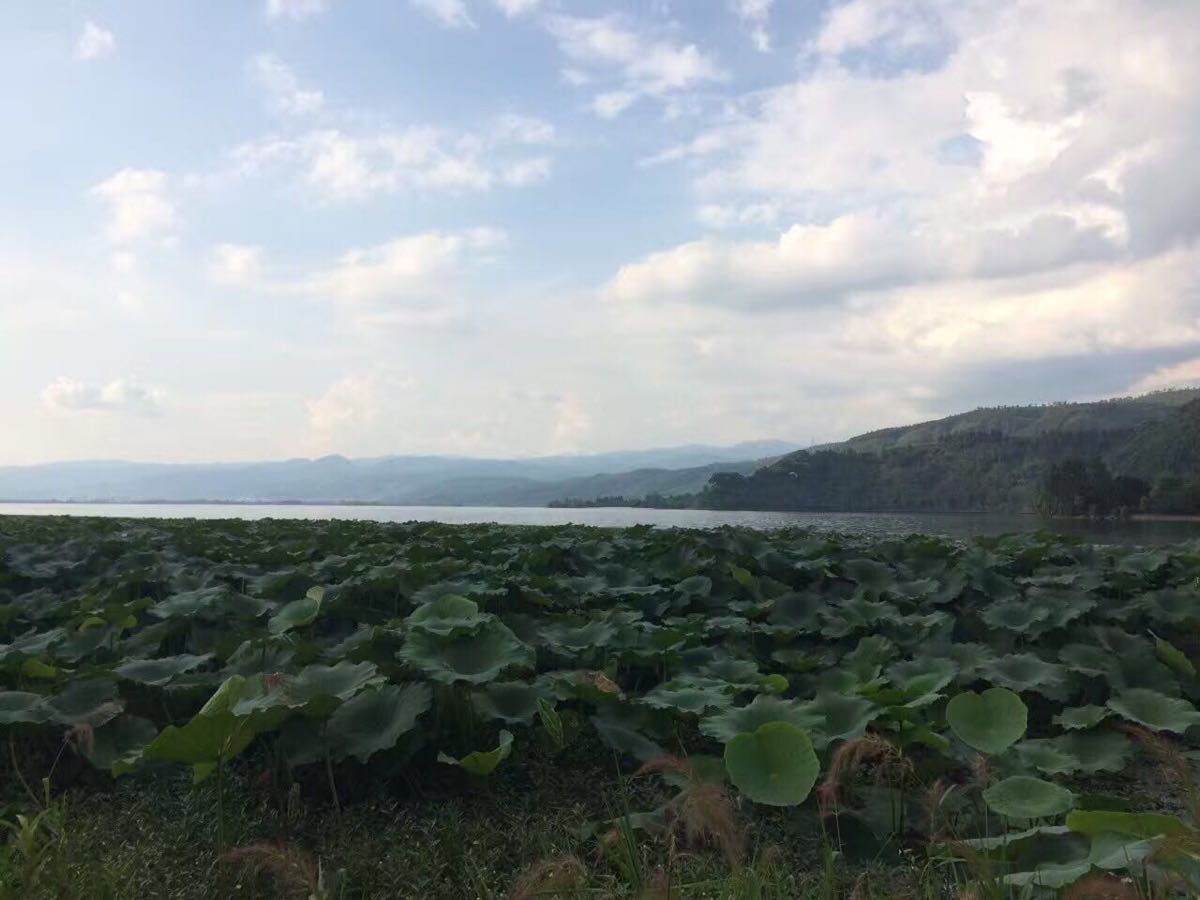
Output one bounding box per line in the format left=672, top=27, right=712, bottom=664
left=2, top=503, right=1198, bottom=545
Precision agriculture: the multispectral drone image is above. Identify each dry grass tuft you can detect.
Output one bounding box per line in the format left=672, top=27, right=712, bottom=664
left=635, top=755, right=744, bottom=867
left=508, top=854, right=589, bottom=899
left=221, top=840, right=321, bottom=899
left=1061, top=872, right=1141, bottom=900
left=816, top=734, right=911, bottom=814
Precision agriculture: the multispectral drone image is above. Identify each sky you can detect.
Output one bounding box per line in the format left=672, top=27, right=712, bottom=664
left=2, top=0, right=1199, bottom=465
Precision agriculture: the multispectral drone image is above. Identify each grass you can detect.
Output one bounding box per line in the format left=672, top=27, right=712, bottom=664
left=1, top=730, right=951, bottom=900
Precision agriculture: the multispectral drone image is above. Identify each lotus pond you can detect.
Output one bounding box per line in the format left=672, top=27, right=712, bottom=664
left=3, top=516, right=1200, bottom=898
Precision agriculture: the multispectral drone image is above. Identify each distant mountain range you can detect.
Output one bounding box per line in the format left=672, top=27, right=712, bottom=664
left=700, top=389, right=1200, bottom=513
left=0, top=441, right=798, bottom=506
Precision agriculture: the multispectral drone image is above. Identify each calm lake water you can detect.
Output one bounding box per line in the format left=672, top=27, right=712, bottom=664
left=1, top=503, right=1198, bottom=545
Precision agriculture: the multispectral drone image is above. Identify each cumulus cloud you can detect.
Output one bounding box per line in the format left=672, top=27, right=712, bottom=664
left=410, top=0, right=474, bottom=29
left=732, top=0, right=775, bottom=52
left=307, top=372, right=417, bottom=435
left=209, top=244, right=264, bottom=286
left=89, top=168, right=178, bottom=244
left=546, top=14, right=723, bottom=117
left=492, top=0, right=542, bottom=17
left=41, top=377, right=164, bottom=416
left=231, top=115, right=556, bottom=200
left=265, top=0, right=329, bottom=21
left=1129, top=358, right=1200, bottom=394
left=248, top=54, right=324, bottom=116
left=75, top=22, right=115, bottom=61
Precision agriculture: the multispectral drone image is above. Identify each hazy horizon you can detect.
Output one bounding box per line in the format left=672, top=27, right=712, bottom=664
left=3, top=0, right=1200, bottom=466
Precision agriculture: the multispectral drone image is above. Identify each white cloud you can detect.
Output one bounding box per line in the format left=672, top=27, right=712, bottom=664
left=111, top=251, right=138, bottom=274
left=75, top=22, right=115, bottom=61
left=547, top=14, right=724, bottom=117
left=209, top=244, right=264, bottom=286
left=266, top=0, right=329, bottom=21
left=492, top=0, right=542, bottom=17
left=232, top=116, right=556, bottom=200
left=89, top=168, right=178, bottom=244
left=552, top=391, right=593, bottom=450
left=307, top=374, right=379, bottom=432
left=1129, top=358, right=1200, bottom=394
left=41, top=377, right=164, bottom=416
left=732, top=0, right=774, bottom=52
left=248, top=54, right=324, bottom=116
left=304, top=228, right=504, bottom=305
left=410, top=0, right=475, bottom=29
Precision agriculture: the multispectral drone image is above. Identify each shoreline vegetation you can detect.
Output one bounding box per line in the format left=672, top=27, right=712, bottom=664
left=4, top=516, right=1200, bottom=897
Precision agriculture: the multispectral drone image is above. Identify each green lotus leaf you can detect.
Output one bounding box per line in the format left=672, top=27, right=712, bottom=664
left=1050, top=731, right=1131, bottom=774
left=591, top=710, right=665, bottom=762
left=982, top=653, right=1067, bottom=697
left=267, top=586, right=325, bottom=635
left=473, top=681, right=542, bottom=724
left=1014, top=740, right=1080, bottom=775
left=398, top=620, right=533, bottom=684
left=946, top=687, right=1027, bottom=755
left=47, top=678, right=122, bottom=727
left=232, top=661, right=383, bottom=718
left=407, top=594, right=488, bottom=636
left=983, top=775, right=1075, bottom=819
left=539, top=619, right=618, bottom=654
left=1152, top=633, right=1196, bottom=677
left=0, top=691, right=51, bottom=725
left=944, top=643, right=998, bottom=681
left=327, top=682, right=432, bottom=763
left=438, top=730, right=513, bottom=776
left=980, top=599, right=1049, bottom=633
left=144, top=675, right=290, bottom=782
left=1065, top=809, right=1192, bottom=839
left=1052, top=706, right=1111, bottom=730
left=151, top=586, right=267, bottom=620
left=114, top=653, right=212, bottom=687
left=84, top=715, right=158, bottom=774
left=700, top=695, right=824, bottom=743
left=698, top=657, right=760, bottom=684
left=642, top=678, right=736, bottom=715
left=537, top=697, right=564, bottom=748
left=842, top=558, right=894, bottom=594
left=1107, top=688, right=1200, bottom=733
left=798, top=692, right=880, bottom=748
left=724, top=722, right=820, bottom=807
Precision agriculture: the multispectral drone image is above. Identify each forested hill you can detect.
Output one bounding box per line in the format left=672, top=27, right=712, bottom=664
left=699, top=389, right=1200, bottom=513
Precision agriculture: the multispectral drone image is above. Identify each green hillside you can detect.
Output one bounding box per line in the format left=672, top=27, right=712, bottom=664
left=699, top=389, right=1200, bottom=513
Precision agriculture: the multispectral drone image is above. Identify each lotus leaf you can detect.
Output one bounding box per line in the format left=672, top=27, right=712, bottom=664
left=399, top=620, right=533, bottom=684
left=85, top=715, right=159, bottom=774
left=983, top=775, right=1075, bottom=819
left=407, top=594, right=488, bottom=636
left=700, top=695, right=823, bottom=743
left=473, top=681, right=542, bottom=724
left=268, top=586, right=325, bottom=635
left=438, top=730, right=513, bottom=775
left=1107, top=689, right=1200, bottom=732
left=946, top=688, right=1027, bottom=755
left=983, top=653, right=1067, bottom=697
left=327, top=683, right=432, bottom=763
left=797, top=692, right=880, bottom=748
left=642, top=678, right=735, bottom=715
left=724, top=722, right=820, bottom=807
left=1053, top=705, right=1111, bottom=730
left=0, top=691, right=51, bottom=725
left=114, top=653, right=212, bottom=687
left=1050, top=731, right=1132, bottom=774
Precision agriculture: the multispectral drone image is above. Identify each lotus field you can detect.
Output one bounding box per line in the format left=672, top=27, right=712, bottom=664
left=4, top=516, right=1200, bottom=896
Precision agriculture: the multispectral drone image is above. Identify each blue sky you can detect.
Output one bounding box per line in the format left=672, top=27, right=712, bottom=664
left=2, top=0, right=1199, bottom=463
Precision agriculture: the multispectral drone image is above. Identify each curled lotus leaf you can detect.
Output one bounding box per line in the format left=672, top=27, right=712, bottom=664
left=151, top=586, right=267, bottom=621
left=398, top=619, right=534, bottom=685
left=724, top=722, right=820, bottom=807
left=1014, top=740, right=1081, bottom=775
left=231, top=661, right=383, bottom=718
left=700, top=695, right=823, bottom=744
left=327, top=682, right=432, bottom=763
left=1107, top=689, right=1200, bottom=733
left=1058, top=644, right=1111, bottom=678
left=980, top=599, right=1050, bottom=633
left=0, top=691, right=51, bottom=725
left=797, top=692, right=880, bottom=749
left=85, top=715, right=159, bottom=774
left=946, top=688, right=1027, bottom=755
left=267, top=586, right=325, bottom=635
left=438, top=730, right=513, bottom=776
left=114, top=653, right=213, bottom=687
left=983, top=775, right=1075, bottom=819
left=539, top=619, right=618, bottom=654
left=472, top=681, right=542, bottom=724
left=1053, top=706, right=1112, bottom=731
left=407, top=594, right=488, bottom=636
left=698, top=657, right=760, bottom=684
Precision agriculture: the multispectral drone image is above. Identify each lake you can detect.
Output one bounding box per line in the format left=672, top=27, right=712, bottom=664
left=1, top=502, right=1198, bottom=545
